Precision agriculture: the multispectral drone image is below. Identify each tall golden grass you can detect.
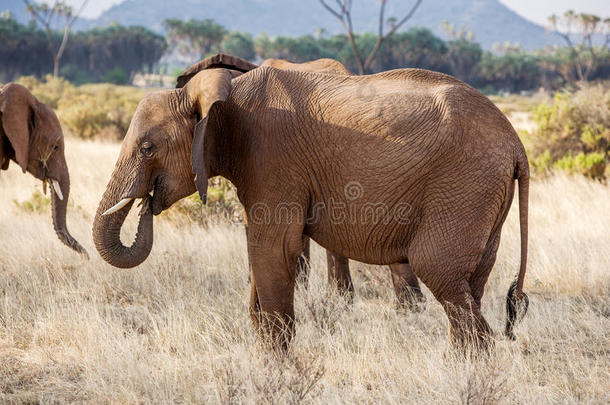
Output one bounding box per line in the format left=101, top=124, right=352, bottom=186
left=0, top=137, right=609, bottom=403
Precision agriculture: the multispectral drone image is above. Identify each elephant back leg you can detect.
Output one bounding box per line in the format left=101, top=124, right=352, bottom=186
left=389, top=262, right=426, bottom=310
left=470, top=182, right=514, bottom=307
left=326, top=251, right=354, bottom=301
left=469, top=230, right=501, bottom=308
left=407, top=210, right=497, bottom=350
left=296, top=236, right=311, bottom=286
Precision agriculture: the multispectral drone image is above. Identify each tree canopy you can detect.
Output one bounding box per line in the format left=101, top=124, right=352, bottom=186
left=2, top=14, right=609, bottom=92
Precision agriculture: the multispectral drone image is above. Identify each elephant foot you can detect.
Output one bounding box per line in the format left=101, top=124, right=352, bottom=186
left=295, top=253, right=310, bottom=289
left=295, top=238, right=311, bottom=289
left=396, top=288, right=426, bottom=313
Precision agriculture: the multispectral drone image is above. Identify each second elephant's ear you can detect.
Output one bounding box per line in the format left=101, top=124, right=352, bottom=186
left=185, top=69, right=233, bottom=203
left=176, top=53, right=258, bottom=88
left=0, top=83, right=36, bottom=173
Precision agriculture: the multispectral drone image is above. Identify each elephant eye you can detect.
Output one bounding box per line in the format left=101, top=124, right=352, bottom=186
left=52, top=144, right=59, bottom=151
left=140, top=142, right=153, bottom=157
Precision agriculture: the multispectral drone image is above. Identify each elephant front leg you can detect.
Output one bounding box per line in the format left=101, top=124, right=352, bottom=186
left=389, top=262, right=426, bottom=311
left=247, top=232, right=303, bottom=351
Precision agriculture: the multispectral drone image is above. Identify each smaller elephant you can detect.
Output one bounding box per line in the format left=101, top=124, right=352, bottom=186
left=0, top=83, right=87, bottom=256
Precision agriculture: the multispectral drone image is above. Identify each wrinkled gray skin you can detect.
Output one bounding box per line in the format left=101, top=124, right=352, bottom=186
left=261, top=57, right=425, bottom=308
left=93, top=55, right=529, bottom=351
left=0, top=83, right=87, bottom=257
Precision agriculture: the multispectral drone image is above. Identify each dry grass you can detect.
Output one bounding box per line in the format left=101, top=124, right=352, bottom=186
left=1, top=137, right=609, bottom=403
left=489, top=92, right=550, bottom=134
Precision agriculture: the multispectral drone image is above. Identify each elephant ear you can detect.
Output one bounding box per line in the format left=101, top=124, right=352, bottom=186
left=185, top=69, right=233, bottom=203
left=0, top=111, right=8, bottom=170
left=0, top=83, right=36, bottom=173
left=176, top=53, right=258, bottom=88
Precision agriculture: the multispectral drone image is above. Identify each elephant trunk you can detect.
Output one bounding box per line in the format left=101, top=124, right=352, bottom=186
left=92, top=184, right=153, bottom=268
left=50, top=173, right=89, bottom=258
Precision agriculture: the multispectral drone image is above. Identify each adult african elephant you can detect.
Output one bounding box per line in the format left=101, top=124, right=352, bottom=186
left=1, top=83, right=87, bottom=257
left=261, top=57, right=425, bottom=308
left=93, top=54, right=530, bottom=350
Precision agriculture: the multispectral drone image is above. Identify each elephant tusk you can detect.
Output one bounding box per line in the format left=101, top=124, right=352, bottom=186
left=51, top=179, right=63, bottom=201
left=102, top=198, right=133, bottom=216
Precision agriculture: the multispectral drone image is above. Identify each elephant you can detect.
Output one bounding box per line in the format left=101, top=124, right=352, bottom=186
left=1, top=83, right=87, bottom=257
left=260, top=58, right=353, bottom=76
left=259, top=57, right=426, bottom=308
left=93, top=54, right=530, bottom=350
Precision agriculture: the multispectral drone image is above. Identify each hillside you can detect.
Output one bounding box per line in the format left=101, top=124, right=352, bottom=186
left=2, top=0, right=560, bottom=49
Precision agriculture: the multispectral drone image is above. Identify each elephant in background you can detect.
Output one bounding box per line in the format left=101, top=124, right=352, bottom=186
left=260, top=58, right=353, bottom=75
left=93, top=54, right=530, bottom=350
left=0, top=83, right=87, bottom=256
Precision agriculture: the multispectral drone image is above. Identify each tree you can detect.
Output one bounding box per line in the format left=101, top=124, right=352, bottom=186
left=441, top=22, right=482, bottom=83
left=23, top=0, right=89, bottom=77
left=220, top=31, right=255, bottom=60
left=319, top=0, right=423, bottom=74
left=163, top=18, right=226, bottom=61
left=0, top=15, right=50, bottom=81
left=477, top=45, right=541, bottom=93
left=547, top=10, right=610, bottom=82
left=377, top=28, right=449, bottom=73
left=65, top=25, right=167, bottom=82
left=0, top=17, right=166, bottom=83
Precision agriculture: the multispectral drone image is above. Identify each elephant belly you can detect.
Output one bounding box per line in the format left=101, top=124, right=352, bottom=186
left=304, top=196, right=420, bottom=265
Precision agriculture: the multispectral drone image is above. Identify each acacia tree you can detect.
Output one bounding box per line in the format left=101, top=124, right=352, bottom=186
left=319, top=0, right=423, bottom=74
left=547, top=10, right=610, bottom=82
left=23, top=0, right=89, bottom=77
left=440, top=21, right=481, bottom=82
left=163, top=18, right=226, bottom=61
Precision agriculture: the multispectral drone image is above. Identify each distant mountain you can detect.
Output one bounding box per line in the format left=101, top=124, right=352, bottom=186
left=2, top=0, right=561, bottom=49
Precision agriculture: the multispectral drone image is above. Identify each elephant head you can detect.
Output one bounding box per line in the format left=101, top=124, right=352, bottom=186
left=93, top=55, right=256, bottom=268
left=0, top=83, right=87, bottom=257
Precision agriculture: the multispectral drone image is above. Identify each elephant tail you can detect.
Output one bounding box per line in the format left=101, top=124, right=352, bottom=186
left=505, top=152, right=530, bottom=340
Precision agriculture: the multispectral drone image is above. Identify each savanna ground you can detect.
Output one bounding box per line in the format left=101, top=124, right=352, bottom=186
left=1, top=97, right=609, bottom=404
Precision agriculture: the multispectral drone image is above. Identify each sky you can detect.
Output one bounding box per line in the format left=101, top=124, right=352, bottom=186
left=498, top=0, right=609, bottom=25
left=65, top=0, right=609, bottom=25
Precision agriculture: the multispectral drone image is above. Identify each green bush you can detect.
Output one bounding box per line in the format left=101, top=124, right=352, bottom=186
left=57, top=92, right=111, bottom=139
left=528, top=83, right=610, bottom=179
left=16, top=75, right=75, bottom=109
left=70, top=83, right=144, bottom=137
left=13, top=190, right=50, bottom=213
left=160, top=178, right=243, bottom=226
left=104, top=68, right=128, bottom=85
left=14, top=75, right=145, bottom=140
left=553, top=152, right=607, bottom=178
left=60, top=64, right=96, bottom=85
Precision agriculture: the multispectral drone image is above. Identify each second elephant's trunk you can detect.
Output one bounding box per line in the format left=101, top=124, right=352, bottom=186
left=50, top=175, right=88, bottom=258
